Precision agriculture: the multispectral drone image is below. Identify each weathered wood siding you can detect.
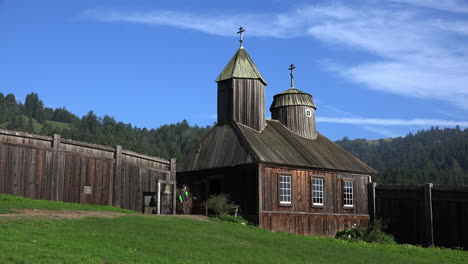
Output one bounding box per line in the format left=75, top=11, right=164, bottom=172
left=259, top=165, right=371, bottom=236
left=0, top=129, right=175, bottom=212
left=271, top=105, right=317, bottom=139
left=374, top=184, right=468, bottom=249
left=217, top=78, right=266, bottom=131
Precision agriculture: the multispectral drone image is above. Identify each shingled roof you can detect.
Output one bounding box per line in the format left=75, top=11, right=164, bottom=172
left=270, top=87, right=316, bottom=110
left=215, top=47, right=267, bottom=85
left=178, top=120, right=376, bottom=174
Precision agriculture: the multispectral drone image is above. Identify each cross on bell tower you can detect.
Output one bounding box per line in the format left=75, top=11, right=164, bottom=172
left=237, top=27, right=245, bottom=47
left=288, top=64, right=296, bottom=88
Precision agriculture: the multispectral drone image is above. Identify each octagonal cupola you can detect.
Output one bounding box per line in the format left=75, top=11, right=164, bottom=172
left=270, top=64, right=317, bottom=139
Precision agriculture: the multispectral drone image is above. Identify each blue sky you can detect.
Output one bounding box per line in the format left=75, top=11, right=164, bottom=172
left=1, top=0, right=467, bottom=140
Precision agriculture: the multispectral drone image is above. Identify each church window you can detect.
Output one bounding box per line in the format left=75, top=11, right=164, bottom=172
left=312, top=178, right=324, bottom=206
left=343, top=180, right=353, bottom=207
left=279, top=175, right=292, bottom=205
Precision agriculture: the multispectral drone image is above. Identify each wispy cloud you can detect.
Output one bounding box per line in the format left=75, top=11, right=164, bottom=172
left=316, top=117, right=468, bottom=127
left=81, top=9, right=299, bottom=38
left=362, top=126, right=402, bottom=138
left=83, top=1, right=468, bottom=110
left=390, top=0, right=468, bottom=13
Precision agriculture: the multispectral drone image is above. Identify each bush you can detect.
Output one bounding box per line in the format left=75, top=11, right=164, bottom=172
left=335, top=220, right=396, bottom=245
left=362, top=220, right=396, bottom=244
left=204, top=193, right=235, bottom=216
left=216, top=213, right=248, bottom=225
left=335, top=226, right=364, bottom=241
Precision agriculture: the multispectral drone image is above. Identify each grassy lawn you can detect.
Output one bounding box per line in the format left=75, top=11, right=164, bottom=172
left=0, top=195, right=466, bottom=263
left=0, top=214, right=466, bottom=263
left=0, top=194, right=135, bottom=214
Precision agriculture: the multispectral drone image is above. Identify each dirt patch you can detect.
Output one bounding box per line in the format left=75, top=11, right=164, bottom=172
left=153, top=214, right=210, bottom=222
left=0, top=209, right=129, bottom=221
left=0, top=209, right=210, bottom=222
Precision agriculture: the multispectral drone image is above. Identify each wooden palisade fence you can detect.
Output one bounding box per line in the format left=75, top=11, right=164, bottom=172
left=0, top=129, right=176, bottom=214
left=369, top=183, right=468, bottom=249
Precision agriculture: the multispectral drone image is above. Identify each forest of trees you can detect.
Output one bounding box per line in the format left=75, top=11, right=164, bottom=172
left=1, top=92, right=467, bottom=186
left=336, top=127, right=468, bottom=185
left=0, top=92, right=211, bottom=160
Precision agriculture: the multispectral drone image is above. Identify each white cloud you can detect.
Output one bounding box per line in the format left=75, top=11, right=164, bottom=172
left=316, top=117, right=468, bottom=127
left=82, top=1, right=468, bottom=110
left=362, top=126, right=401, bottom=138
left=390, top=0, right=468, bottom=13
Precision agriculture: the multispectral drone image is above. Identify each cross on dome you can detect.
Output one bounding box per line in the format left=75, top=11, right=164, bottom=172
left=237, top=27, right=245, bottom=47
left=288, top=64, right=296, bottom=88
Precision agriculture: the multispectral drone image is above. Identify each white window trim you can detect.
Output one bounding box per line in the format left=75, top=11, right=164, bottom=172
left=312, top=177, right=324, bottom=206
left=343, top=180, right=354, bottom=208
left=279, top=175, right=292, bottom=205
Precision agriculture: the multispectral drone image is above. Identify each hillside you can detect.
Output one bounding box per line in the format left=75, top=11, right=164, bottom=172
left=2, top=92, right=467, bottom=185
left=0, top=92, right=211, bottom=160
left=0, top=195, right=466, bottom=264
left=336, top=127, right=468, bottom=185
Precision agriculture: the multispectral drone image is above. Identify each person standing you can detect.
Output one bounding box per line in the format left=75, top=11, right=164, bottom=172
left=179, top=185, right=190, bottom=214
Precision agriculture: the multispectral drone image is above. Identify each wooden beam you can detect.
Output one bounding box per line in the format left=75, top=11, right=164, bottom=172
left=424, top=183, right=434, bottom=247
left=114, top=145, right=122, bottom=207
left=258, top=163, right=263, bottom=228
left=368, top=182, right=377, bottom=223
left=157, top=181, right=161, bottom=215
left=52, top=134, right=61, bottom=201
left=170, top=158, right=176, bottom=215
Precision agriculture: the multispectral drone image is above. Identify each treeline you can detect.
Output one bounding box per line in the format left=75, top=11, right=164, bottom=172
left=336, top=127, right=468, bottom=185
left=0, top=92, right=211, bottom=160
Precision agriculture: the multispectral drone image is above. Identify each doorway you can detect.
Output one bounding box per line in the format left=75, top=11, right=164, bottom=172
left=142, top=192, right=157, bottom=214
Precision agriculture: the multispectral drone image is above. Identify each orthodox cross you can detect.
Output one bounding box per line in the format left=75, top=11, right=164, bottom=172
left=289, top=64, right=296, bottom=88
left=237, top=27, right=245, bottom=47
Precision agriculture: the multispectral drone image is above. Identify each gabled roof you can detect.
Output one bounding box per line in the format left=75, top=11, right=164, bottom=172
left=270, top=88, right=316, bottom=110
left=178, top=120, right=377, bottom=174
left=215, top=47, right=267, bottom=85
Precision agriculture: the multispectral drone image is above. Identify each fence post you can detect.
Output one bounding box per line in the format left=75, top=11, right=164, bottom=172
left=368, top=182, right=377, bottom=223
left=52, top=134, right=61, bottom=201
left=424, top=183, right=434, bottom=247
left=114, top=145, right=122, bottom=207
left=170, top=158, right=176, bottom=215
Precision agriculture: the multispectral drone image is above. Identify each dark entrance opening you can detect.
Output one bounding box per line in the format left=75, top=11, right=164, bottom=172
left=142, top=192, right=157, bottom=214
left=208, top=180, right=222, bottom=195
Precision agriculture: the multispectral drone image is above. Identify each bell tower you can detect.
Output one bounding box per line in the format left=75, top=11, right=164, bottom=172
left=216, top=27, right=267, bottom=131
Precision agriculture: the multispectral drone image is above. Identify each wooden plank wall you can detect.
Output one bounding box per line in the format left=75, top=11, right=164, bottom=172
left=217, top=78, right=266, bottom=131
left=374, top=184, right=468, bottom=249
left=271, top=105, right=317, bottom=140
left=0, top=129, right=174, bottom=212
left=259, top=165, right=371, bottom=236
left=261, top=213, right=369, bottom=236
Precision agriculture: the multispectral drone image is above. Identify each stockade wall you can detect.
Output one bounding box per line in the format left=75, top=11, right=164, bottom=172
left=0, top=129, right=176, bottom=213
left=369, top=183, right=468, bottom=249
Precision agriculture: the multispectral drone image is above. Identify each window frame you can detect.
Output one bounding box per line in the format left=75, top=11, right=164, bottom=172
left=278, top=173, right=292, bottom=206
left=342, top=179, right=354, bottom=208
left=311, top=176, right=324, bottom=207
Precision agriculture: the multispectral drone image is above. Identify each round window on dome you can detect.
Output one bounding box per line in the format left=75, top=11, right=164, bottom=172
left=305, top=108, right=312, bottom=118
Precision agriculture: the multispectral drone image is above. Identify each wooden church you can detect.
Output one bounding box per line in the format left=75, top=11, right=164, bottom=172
left=178, top=29, right=376, bottom=236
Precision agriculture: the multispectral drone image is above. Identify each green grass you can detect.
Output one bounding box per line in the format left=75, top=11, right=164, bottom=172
left=0, top=117, right=70, bottom=132
left=44, top=120, right=71, bottom=130
left=0, top=214, right=466, bottom=263
left=0, top=195, right=466, bottom=263
left=0, top=194, right=135, bottom=214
